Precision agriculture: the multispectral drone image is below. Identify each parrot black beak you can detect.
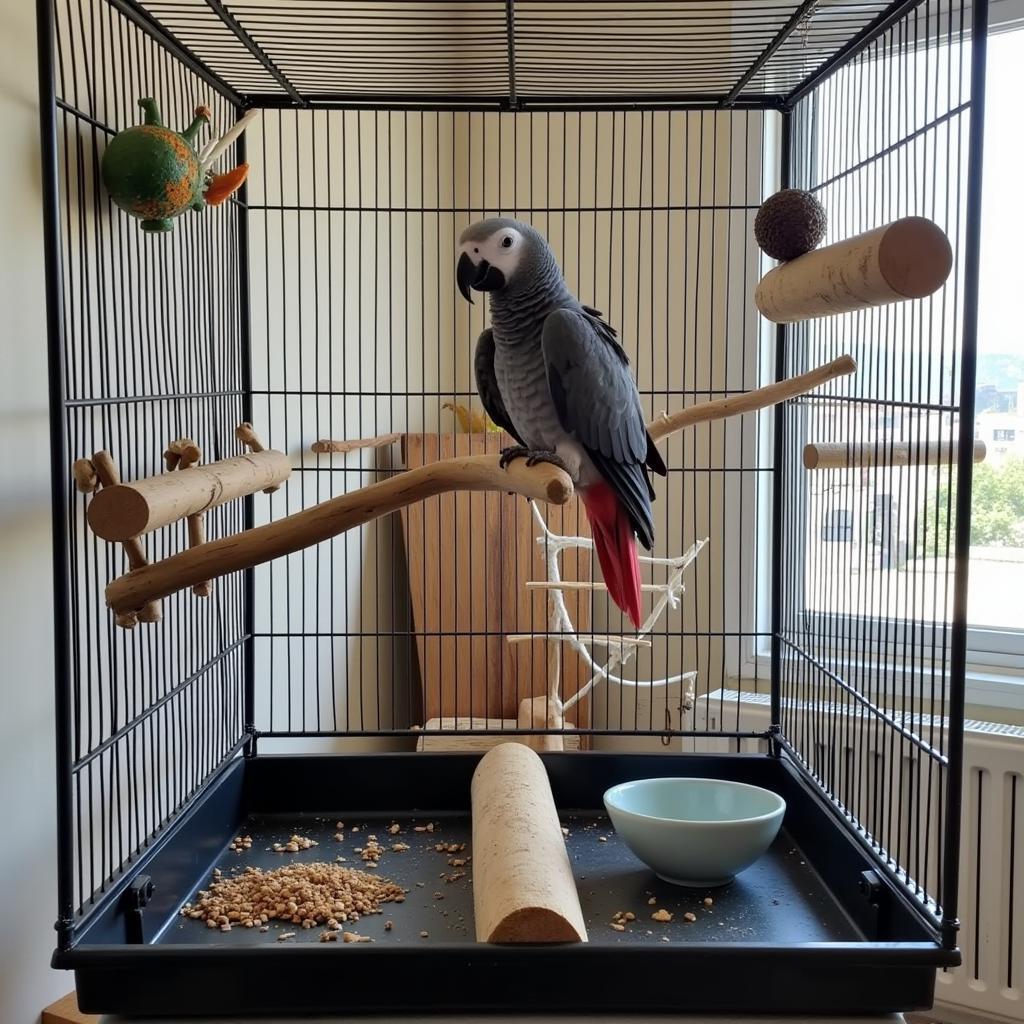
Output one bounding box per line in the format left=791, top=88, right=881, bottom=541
left=457, top=252, right=476, bottom=304
left=457, top=253, right=507, bottom=304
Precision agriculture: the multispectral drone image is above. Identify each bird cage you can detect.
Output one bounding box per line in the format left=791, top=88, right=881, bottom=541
left=37, top=0, right=985, bottom=1015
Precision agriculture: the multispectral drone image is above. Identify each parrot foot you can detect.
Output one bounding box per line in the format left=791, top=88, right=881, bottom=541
left=499, top=445, right=572, bottom=475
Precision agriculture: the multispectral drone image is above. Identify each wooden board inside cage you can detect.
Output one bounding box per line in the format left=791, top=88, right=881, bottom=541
left=400, top=433, right=592, bottom=730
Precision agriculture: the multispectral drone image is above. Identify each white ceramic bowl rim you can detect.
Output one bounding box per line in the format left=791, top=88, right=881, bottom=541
left=604, top=777, right=786, bottom=826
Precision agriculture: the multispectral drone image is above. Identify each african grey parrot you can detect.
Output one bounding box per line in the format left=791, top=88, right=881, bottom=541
left=456, top=217, right=666, bottom=629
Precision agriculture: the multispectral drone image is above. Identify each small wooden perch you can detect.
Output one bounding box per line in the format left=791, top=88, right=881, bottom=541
left=87, top=447, right=290, bottom=542
left=471, top=743, right=587, bottom=943
left=311, top=433, right=401, bottom=454
left=804, top=438, right=986, bottom=470
left=755, top=217, right=952, bottom=324
left=100, top=356, right=856, bottom=622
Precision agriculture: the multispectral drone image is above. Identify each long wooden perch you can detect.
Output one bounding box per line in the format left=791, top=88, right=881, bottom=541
left=103, top=355, right=855, bottom=619
left=106, top=456, right=573, bottom=617
left=804, top=438, right=986, bottom=470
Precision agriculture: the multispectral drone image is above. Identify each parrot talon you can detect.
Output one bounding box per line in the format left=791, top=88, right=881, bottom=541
left=498, top=445, right=531, bottom=469
left=524, top=450, right=570, bottom=472
left=499, top=446, right=572, bottom=474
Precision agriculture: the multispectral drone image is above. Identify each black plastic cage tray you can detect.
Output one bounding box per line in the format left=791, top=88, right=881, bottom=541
left=57, top=752, right=957, bottom=1017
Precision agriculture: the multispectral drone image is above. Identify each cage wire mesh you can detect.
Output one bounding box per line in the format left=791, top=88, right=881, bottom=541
left=43, top=0, right=978, bottom=945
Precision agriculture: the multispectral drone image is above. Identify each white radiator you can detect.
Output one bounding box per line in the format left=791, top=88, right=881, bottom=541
left=694, top=689, right=1024, bottom=1024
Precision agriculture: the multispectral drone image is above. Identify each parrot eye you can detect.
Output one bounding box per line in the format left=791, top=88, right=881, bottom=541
left=501, top=236, right=513, bottom=248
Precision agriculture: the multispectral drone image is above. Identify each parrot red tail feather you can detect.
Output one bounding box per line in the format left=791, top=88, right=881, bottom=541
left=580, top=481, right=643, bottom=631
left=205, top=163, right=249, bottom=206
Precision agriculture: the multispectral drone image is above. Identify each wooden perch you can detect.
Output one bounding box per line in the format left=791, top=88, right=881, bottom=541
left=88, top=452, right=161, bottom=626
left=471, top=743, right=587, bottom=943
left=101, top=356, right=856, bottom=622
left=87, top=448, right=291, bottom=542
left=755, top=217, right=952, bottom=324
left=311, top=433, right=401, bottom=454
left=105, top=455, right=573, bottom=618
left=506, top=634, right=652, bottom=648
left=804, top=438, right=986, bottom=470
left=648, top=354, right=855, bottom=441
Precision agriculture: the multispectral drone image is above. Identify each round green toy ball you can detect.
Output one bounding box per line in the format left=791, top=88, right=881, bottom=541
left=754, top=189, right=827, bottom=262
left=101, top=98, right=210, bottom=233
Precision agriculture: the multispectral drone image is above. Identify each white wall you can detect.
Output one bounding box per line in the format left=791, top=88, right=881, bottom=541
left=0, top=1, right=68, bottom=1020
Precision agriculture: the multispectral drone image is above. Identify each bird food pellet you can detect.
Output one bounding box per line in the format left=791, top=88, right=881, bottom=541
left=389, top=824, right=401, bottom=835
left=683, top=912, right=697, bottom=923
left=229, top=835, right=253, bottom=853
left=610, top=922, right=625, bottom=932
left=598, top=836, right=608, bottom=843
left=384, top=920, right=393, bottom=931
left=647, top=896, right=657, bottom=905
left=420, top=930, right=429, bottom=938
left=703, top=897, right=714, bottom=906
left=181, top=862, right=405, bottom=932
left=343, top=931, right=372, bottom=943
left=651, top=909, right=673, bottom=923
left=391, top=842, right=410, bottom=852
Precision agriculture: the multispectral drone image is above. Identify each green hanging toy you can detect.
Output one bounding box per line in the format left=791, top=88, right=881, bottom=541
left=101, top=97, right=254, bottom=233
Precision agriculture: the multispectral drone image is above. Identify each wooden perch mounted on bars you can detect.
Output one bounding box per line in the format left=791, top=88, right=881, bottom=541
left=82, top=357, right=856, bottom=625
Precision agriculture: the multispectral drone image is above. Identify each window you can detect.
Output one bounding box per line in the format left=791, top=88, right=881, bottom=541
left=969, top=22, right=1024, bottom=657
left=756, top=17, right=1024, bottom=708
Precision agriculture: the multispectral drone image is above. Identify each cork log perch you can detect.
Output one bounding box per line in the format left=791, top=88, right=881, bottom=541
left=755, top=217, right=952, bottom=323
left=471, top=743, right=588, bottom=943
left=99, top=356, right=856, bottom=622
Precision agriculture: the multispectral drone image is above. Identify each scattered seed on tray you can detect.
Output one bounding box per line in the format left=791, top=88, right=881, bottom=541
left=392, top=843, right=410, bottom=852
left=334, top=833, right=345, bottom=842
left=181, top=862, right=405, bottom=931
left=598, top=836, right=608, bottom=843
left=651, top=909, right=673, bottom=923
left=420, top=930, right=429, bottom=938
left=229, top=835, right=253, bottom=853
left=273, top=835, right=318, bottom=854
left=610, top=922, right=625, bottom=932
left=343, top=931, right=372, bottom=943
left=647, top=897, right=657, bottom=905
left=335, top=822, right=344, bottom=830
left=320, top=930, right=338, bottom=942
left=388, top=824, right=401, bottom=835
left=384, top=921, right=393, bottom=931
left=703, top=897, right=714, bottom=906
left=278, top=932, right=296, bottom=941
left=683, top=912, right=697, bottom=923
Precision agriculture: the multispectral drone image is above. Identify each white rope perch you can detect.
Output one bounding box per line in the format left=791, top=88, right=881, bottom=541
left=515, top=502, right=706, bottom=717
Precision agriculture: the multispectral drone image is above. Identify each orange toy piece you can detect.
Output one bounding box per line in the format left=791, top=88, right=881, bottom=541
left=205, top=163, right=249, bottom=206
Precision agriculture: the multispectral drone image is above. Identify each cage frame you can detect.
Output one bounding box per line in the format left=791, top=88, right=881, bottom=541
left=35, top=0, right=986, bottom=1001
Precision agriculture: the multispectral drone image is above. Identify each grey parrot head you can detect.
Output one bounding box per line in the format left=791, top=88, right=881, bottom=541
left=456, top=218, right=556, bottom=303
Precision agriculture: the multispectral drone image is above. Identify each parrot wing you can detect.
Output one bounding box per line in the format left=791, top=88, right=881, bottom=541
left=541, top=307, right=666, bottom=550
left=474, top=328, right=525, bottom=445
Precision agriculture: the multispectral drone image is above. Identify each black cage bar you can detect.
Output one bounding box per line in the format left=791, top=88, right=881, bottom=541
left=38, top=0, right=982, bottom=996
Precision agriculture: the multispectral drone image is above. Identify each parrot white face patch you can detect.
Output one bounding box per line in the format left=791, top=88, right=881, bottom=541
left=460, top=226, right=525, bottom=280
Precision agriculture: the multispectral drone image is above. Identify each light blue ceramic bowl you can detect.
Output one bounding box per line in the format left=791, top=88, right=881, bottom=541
left=603, top=777, right=786, bottom=887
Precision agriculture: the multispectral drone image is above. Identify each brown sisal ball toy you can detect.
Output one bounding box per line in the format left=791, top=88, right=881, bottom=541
left=754, top=189, right=827, bottom=261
